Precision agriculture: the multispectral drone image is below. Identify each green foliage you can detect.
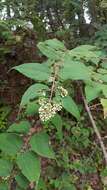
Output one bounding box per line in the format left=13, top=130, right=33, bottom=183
left=0, top=159, right=13, bottom=177
left=7, top=120, right=31, bottom=134
left=1, top=0, right=107, bottom=188
left=71, top=126, right=91, bottom=149
left=0, top=106, right=11, bottom=131
left=20, top=83, right=49, bottom=106
left=1, top=38, right=107, bottom=189
left=51, top=114, right=63, bottom=140
left=13, top=63, right=50, bottom=81
left=0, top=182, right=8, bottom=190
left=37, top=39, right=66, bottom=60
left=30, top=131, right=55, bottom=159
left=94, top=25, right=107, bottom=49
left=17, top=151, right=41, bottom=183
left=25, top=102, right=39, bottom=116
left=59, top=56, right=91, bottom=80
left=69, top=45, right=102, bottom=65
left=85, top=82, right=103, bottom=102
left=15, top=173, right=29, bottom=189
left=62, top=96, right=80, bottom=120
left=0, top=133, right=23, bottom=156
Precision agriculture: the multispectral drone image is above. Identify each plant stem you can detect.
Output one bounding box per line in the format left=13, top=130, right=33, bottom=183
left=80, top=87, right=107, bottom=166
left=49, top=64, right=59, bottom=101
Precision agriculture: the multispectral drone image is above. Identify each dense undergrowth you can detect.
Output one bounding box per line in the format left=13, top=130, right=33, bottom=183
left=1, top=36, right=107, bottom=190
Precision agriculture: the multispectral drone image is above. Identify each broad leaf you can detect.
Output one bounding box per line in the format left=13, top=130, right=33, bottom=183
left=13, top=63, right=50, bottom=81
left=38, top=39, right=66, bottom=60
left=17, top=151, right=41, bottom=182
left=0, top=183, right=8, bottom=190
left=85, top=83, right=101, bottom=102
left=16, top=187, right=23, bottom=190
left=0, top=159, right=13, bottom=177
left=43, top=39, right=66, bottom=51
left=51, top=114, right=63, bottom=140
left=62, top=184, right=76, bottom=190
left=101, top=61, right=107, bottom=69
left=62, top=96, right=80, bottom=120
left=63, top=184, right=76, bottom=190
left=30, top=131, right=55, bottom=159
left=98, top=68, right=107, bottom=74
left=69, top=45, right=102, bottom=64
left=15, top=173, right=29, bottom=189
left=60, top=55, right=91, bottom=80
left=25, top=102, right=39, bottom=116
left=21, top=83, right=49, bottom=106
left=7, top=120, right=31, bottom=134
left=102, top=84, right=107, bottom=97
left=0, top=133, right=23, bottom=155
left=36, top=178, right=47, bottom=190
left=94, top=72, right=107, bottom=83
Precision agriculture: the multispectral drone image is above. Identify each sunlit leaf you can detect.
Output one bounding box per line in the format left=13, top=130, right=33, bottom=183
left=13, top=63, right=50, bottom=81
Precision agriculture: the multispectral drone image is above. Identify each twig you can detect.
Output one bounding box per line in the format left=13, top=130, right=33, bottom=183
left=80, top=87, right=107, bottom=166
left=89, top=103, right=101, bottom=109
left=49, top=64, right=59, bottom=101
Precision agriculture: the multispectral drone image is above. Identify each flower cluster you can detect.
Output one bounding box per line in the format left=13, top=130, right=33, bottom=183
left=48, top=76, right=54, bottom=83
left=58, top=86, right=68, bottom=97
left=38, top=98, right=62, bottom=122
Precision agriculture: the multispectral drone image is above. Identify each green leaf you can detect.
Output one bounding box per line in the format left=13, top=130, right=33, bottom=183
left=101, top=61, right=107, bottom=69
left=17, top=151, right=41, bottom=182
left=30, top=131, right=55, bottom=159
left=25, top=102, right=39, bottom=116
left=94, top=72, right=107, bottom=83
left=63, top=184, right=76, bottom=190
left=16, top=187, right=23, bottom=190
left=85, top=83, right=101, bottom=102
left=38, top=39, right=66, bottom=60
left=0, top=133, right=23, bottom=155
left=0, top=183, right=8, bottom=190
left=0, top=159, right=13, bottom=177
left=97, top=68, right=107, bottom=74
left=102, top=84, right=107, bottom=97
left=101, top=167, right=107, bottom=177
left=51, top=114, right=63, bottom=140
left=60, top=55, right=91, bottom=80
left=21, top=83, right=49, bottom=106
left=43, top=39, right=66, bottom=51
left=0, top=106, right=11, bottom=118
left=36, top=178, right=47, bottom=190
left=69, top=45, right=102, bottom=64
left=15, top=173, right=29, bottom=189
left=7, top=120, right=31, bottom=134
left=62, top=96, right=80, bottom=120
left=101, top=99, right=107, bottom=119
left=13, top=63, right=50, bottom=81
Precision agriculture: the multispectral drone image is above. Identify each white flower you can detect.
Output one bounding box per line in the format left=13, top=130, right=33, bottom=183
left=38, top=98, right=47, bottom=105
left=48, top=76, right=54, bottom=82
left=38, top=99, right=62, bottom=122
left=58, top=86, right=68, bottom=97
left=42, top=91, right=46, bottom=96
